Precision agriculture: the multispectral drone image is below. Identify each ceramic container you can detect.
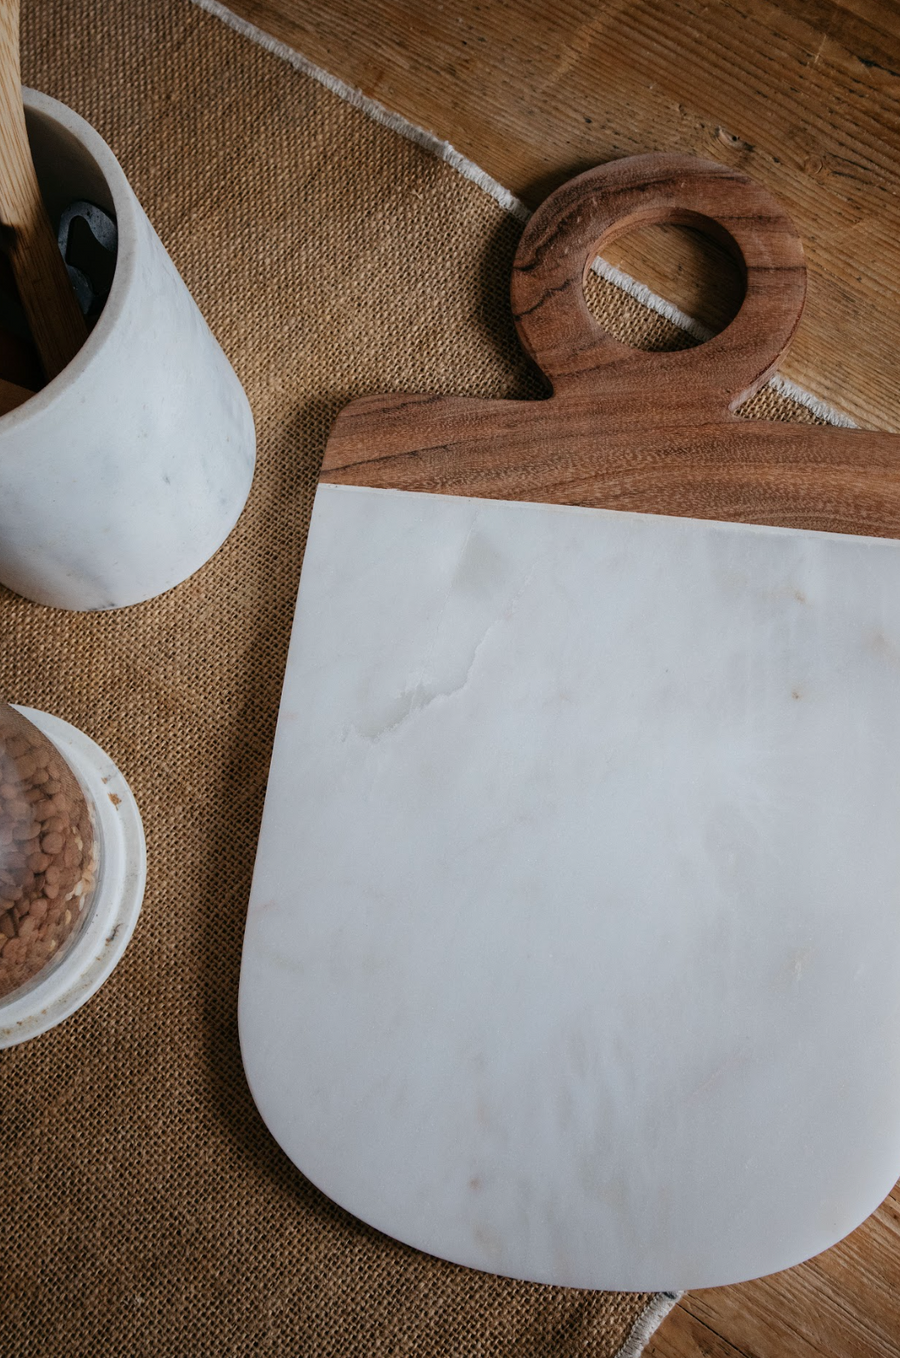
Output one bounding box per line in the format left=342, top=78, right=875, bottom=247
left=0, top=89, right=255, bottom=610
left=0, top=702, right=145, bottom=1047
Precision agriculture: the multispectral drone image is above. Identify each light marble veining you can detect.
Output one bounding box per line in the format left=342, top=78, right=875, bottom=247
left=241, top=483, right=900, bottom=1290
left=0, top=92, right=254, bottom=611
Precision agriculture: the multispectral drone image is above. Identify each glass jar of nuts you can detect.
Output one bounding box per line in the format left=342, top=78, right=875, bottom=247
left=0, top=700, right=145, bottom=1044
left=0, top=703, right=97, bottom=997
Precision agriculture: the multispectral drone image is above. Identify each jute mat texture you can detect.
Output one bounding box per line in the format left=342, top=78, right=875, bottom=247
left=1, top=1, right=826, bottom=1354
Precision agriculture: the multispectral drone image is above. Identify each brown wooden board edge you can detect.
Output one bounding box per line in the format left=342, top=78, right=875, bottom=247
left=321, top=155, right=900, bottom=541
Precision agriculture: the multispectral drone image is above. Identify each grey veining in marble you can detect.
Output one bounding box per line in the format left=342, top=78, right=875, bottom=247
left=241, top=482, right=900, bottom=1290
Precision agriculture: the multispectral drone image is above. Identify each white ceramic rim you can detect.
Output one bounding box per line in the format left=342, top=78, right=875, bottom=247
left=0, top=707, right=146, bottom=1047
left=0, top=89, right=140, bottom=432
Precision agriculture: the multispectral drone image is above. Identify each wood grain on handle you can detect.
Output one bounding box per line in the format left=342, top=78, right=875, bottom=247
left=0, top=373, right=31, bottom=414
left=510, top=154, right=806, bottom=413
left=0, top=0, right=86, bottom=382
left=321, top=154, right=900, bottom=542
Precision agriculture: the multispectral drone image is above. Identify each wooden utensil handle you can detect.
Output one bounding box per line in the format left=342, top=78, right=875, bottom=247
left=0, top=0, right=87, bottom=382
left=0, top=373, right=31, bottom=414
left=511, top=153, right=806, bottom=414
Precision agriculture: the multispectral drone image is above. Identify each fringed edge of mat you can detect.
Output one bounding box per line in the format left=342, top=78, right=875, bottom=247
left=617, top=1291, right=683, bottom=1358
left=192, top=0, right=856, bottom=431
left=192, top=0, right=529, bottom=219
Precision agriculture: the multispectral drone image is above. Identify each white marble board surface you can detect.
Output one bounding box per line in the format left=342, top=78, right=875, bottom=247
left=240, top=482, right=900, bottom=1290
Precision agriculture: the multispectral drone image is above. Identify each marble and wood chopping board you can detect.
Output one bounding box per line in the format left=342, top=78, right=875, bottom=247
left=240, top=155, right=900, bottom=1291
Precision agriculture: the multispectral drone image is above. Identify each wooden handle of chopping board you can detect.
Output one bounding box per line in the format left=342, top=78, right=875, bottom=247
left=322, top=154, right=900, bottom=542
left=510, top=153, right=806, bottom=414
left=0, top=0, right=87, bottom=383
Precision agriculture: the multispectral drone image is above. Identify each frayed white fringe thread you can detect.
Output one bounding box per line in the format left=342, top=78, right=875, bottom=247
left=192, top=0, right=529, bottom=223
left=192, top=0, right=856, bottom=431
left=591, top=259, right=856, bottom=426
left=617, top=1292, right=683, bottom=1358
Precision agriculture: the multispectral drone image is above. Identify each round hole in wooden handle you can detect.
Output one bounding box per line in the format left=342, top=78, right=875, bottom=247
left=511, top=153, right=806, bottom=413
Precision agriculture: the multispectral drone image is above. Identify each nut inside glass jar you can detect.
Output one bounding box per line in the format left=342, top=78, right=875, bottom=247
left=0, top=702, right=98, bottom=1000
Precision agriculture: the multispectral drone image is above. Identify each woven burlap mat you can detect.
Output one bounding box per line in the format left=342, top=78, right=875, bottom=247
left=1, top=2, right=826, bottom=1354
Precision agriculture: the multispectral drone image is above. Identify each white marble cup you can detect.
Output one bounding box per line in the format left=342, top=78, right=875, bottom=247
left=0, top=90, right=255, bottom=610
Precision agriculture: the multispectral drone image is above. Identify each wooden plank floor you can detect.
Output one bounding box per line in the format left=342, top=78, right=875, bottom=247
left=230, top=0, right=900, bottom=434
left=225, top=2, right=900, bottom=1354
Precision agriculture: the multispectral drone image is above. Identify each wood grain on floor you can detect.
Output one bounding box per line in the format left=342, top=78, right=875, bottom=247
left=229, top=0, right=900, bottom=435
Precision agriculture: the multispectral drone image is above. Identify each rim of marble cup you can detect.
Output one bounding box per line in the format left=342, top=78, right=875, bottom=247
left=0, top=88, right=139, bottom=430
left=0, top=707, right=146, bottom=1047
